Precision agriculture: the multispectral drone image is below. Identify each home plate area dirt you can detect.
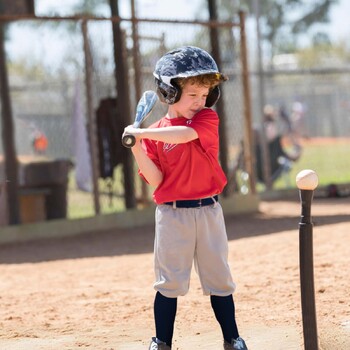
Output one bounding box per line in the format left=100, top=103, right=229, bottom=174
left=0, top=198, right=349, bottom=349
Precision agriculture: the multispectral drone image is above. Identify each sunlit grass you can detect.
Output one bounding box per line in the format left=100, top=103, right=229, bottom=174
left=273, top=138, right=350, bottom=189
left=66, top=164, right=149, bottom=219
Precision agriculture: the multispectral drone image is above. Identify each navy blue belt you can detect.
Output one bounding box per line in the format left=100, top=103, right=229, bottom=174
left=164, top=195, right=218, bottom=208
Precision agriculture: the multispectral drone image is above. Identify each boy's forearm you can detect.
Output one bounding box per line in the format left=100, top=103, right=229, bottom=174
left=131, top=142, right=163, bottom=187
left=136, top=126, right=198, bottom=144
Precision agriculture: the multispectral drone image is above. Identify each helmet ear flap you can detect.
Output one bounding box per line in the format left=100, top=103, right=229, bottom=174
left=156, top=78, right=221, bottom=107
left=155, top=79, right=181, bottom=105
left=205, top=85, right=221, bottom=107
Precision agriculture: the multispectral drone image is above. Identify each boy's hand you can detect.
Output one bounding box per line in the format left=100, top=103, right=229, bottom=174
left=122, top=125, right=142, bottom=147
left=123, top=125, right=138, bottom=135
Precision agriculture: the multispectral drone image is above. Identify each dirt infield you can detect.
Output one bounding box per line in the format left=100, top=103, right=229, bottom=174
left=0, top=197, right=349, bottom=349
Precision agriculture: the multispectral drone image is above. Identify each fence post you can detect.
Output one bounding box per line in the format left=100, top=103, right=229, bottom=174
left=208, top=0, right=229, bottom=196
left=82, top=19, right=101, bottom=215
left=131, top=0, right=148, bottom=205
left=239, top=11, right=256, bottom=194
left=110, top=0, right=136, bottom=209
left=0, top=23, right=20, bottom=224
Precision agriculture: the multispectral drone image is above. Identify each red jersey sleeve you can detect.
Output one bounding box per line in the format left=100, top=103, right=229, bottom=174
left=187, top=108, right=219, bottom=152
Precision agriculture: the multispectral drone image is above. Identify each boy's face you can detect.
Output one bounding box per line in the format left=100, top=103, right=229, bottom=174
left=171, top=82, right=210, bottom=119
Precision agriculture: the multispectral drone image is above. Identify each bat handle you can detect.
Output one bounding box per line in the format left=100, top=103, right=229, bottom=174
left=122, top=134, right=136, bottom=148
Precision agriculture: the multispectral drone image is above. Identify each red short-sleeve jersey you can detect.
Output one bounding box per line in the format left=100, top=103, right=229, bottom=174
left=140, top=108, right=227, bottom=204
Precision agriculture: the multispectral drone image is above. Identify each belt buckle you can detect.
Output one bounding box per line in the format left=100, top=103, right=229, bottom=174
left=197, top=198, right=202, bottom=208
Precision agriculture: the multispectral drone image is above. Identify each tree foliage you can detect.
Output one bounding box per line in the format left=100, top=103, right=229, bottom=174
left=72, top=0, right=109, bottom=16
left=291, top=0, right=337, bottom=34
left=297, top=40, right=350, bottom=68
left=214, top=0, right=339, bottom=56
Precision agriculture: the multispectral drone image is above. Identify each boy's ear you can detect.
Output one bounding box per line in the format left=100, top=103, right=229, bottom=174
left=205, top=86, right=220, bottom=107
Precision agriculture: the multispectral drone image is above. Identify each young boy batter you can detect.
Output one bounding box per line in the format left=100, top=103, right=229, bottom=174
left=122, top=46, right=248, bottom=350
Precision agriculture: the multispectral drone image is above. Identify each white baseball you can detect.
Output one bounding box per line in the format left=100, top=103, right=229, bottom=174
left=296, top=169, right=319, bottom=190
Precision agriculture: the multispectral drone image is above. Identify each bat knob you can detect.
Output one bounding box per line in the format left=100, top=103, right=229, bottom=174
left=122, top=134, right=136, bottom=148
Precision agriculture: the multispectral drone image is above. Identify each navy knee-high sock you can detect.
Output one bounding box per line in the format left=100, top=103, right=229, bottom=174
left=210, top=294, right=239, bottom=343
left=154, top=292, right=177, bottom=347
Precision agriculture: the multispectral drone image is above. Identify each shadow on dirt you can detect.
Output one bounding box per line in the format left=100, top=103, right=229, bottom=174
left=225, top=212, right=350, bottom=240
left=0, top=200, right=349, bottom=264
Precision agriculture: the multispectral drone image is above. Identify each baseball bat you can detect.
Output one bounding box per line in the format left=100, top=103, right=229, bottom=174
left=122, top=90, right=158, bottom=148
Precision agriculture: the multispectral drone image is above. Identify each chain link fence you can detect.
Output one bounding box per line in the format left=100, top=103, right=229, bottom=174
left=252, top=69, right=350, bottom=137
left=247, top=69, right=350, bottom=195
left=0, top=13, right=250, bottom=222
left=1, top=13, right=349, bottom=224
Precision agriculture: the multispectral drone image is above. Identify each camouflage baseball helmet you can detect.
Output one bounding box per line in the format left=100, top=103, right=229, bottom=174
left=153, top=46, right=226, bottom=106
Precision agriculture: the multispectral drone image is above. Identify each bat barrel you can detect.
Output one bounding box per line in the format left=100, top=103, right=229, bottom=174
left=298, top=189, right=319, bottom=350
left=122, top=90, right=158, bottom=149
